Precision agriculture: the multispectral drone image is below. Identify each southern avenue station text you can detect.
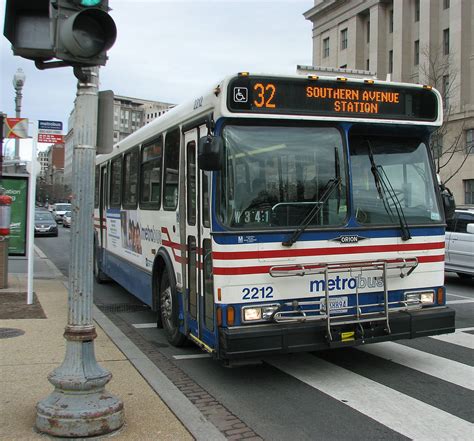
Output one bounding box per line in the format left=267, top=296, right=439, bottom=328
left=306, top=86, right=400, bottom=114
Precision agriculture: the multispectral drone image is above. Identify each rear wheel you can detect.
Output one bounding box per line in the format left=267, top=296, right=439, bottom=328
left=160, top=269, right=186, bottom=346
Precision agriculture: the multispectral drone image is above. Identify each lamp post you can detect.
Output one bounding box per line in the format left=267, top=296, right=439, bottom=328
left=12, top=68, right=26, bottom=161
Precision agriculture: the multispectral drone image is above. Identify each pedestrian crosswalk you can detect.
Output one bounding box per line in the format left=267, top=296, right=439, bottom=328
left=268, top=353, right=473, bottom=441
left=134, top=319, right=474, bottom=440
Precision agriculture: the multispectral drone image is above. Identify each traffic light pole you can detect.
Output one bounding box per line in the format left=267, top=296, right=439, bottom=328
left=36, top=67, right=124, bottom=438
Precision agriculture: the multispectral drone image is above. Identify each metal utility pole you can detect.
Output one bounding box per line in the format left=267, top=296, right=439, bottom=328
left=36, top=67, right=124, bottom=437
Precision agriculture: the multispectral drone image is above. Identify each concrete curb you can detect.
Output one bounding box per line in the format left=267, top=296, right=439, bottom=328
left=93, top=306, right=226, bottom=441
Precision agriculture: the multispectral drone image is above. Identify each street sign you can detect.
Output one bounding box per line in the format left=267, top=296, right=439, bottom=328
left=4, top=118, right=29, bottom=139
left=38, top=120, right=64, bottom=144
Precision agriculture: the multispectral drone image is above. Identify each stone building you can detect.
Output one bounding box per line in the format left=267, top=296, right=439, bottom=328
left=303, top=0, right=473, bottom=204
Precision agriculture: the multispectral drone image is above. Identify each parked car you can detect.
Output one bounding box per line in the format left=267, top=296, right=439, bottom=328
left=52, top=203, right=72, bottom=223
left=63, top=211, right=72, bottom=228
left=34, top=211, right=58, bottom=237
left=445, top=206, right=474, bottom=279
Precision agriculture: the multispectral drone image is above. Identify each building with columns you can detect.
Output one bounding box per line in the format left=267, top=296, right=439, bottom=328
left=303, top=0, right=473, bottom=204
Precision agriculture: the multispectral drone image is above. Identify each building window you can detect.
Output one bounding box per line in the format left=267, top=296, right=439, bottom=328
left=444, top=0, right=450, bottom=9
left=340, top=28, right=348, bottom=50
left=465, top=180, right=474, bottom=204
left=366, top=58, right=370, bottom=70
left=414, top=40, right=419, bottom=65
left=415, top=0, right=420, bottom=22
left=323, top=37, right=330, bottom=58
left=466, top=129, right=474, bottom=155
left=389, top=10, right=393, bottom=33
left=433, top=134, right=443, bottom=159
left=388, top=50, right=393, bottom=73
left=443, top=28, right=449, bottom=55
left=442, top=74, right=449, bottom=108
left=367, top=20, right=370, bottom=43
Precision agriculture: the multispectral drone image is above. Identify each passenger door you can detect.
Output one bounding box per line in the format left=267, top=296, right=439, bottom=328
left=183, top=126, right=215, bottom=348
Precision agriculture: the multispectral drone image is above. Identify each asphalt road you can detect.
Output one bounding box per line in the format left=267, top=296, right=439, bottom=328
left=35, top=231, right=474, bottom=441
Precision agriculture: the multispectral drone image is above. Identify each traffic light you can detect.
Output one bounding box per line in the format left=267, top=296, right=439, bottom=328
left=3, top=0, right=55, bottom=61
left=3, top=0, right=116, bottom=68
left=53, top=0, right=117, bottom=66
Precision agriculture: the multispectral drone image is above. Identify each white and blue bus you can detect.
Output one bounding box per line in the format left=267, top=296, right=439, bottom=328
left=94, top=73, right=455, bottom=364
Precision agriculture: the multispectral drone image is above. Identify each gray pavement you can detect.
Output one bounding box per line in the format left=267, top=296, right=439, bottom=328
left=0, top=248, right=225, bottom=440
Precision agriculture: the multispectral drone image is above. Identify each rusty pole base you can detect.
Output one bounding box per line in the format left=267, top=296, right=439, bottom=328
left=35, top=388, right=124, bottom=438
left=35, top=339, right=124, bottom=437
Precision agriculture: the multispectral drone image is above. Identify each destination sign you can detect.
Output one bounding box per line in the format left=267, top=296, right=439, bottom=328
left=228, top=76, right=438, bottom=122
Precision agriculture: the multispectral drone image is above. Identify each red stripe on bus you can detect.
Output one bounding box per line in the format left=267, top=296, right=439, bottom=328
left=212, top=254, right=445, bottom=275
left=212, top=241, right=445, bottom=261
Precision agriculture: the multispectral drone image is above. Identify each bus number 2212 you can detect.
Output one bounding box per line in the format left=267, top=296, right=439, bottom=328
left=242, top=286, right=274, bottom=300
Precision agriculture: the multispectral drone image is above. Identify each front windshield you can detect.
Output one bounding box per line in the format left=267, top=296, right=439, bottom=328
left=350, top=134, right=442, bottom=225
left=35, top=213, right=54, bottom=221
left=217, top=125, right=348, bottom=229
left=55, top=204, right=71, bottom=211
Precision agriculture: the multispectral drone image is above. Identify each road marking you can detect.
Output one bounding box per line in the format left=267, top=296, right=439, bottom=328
left=447, top=299, right=474, bottom=305
left=173, top=354, right=211, bottom=360
left=132, top=323, right=156, bottom=329
left=447, top=293, right=474, bottom=300
left=430, top=329, right=474, bottom=349
left=359, top=342, right=474, bottom=390
left=268, top=353, right=474, bottom=441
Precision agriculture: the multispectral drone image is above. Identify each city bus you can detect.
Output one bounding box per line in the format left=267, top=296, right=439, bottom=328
left=94, top=73, right=455, bottom=364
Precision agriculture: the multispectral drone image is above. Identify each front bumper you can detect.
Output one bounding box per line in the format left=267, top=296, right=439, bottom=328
left=218, top=307, right=455, bottom=360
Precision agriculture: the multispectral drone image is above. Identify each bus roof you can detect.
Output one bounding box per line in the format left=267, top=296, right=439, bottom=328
left=97, top=73, right=442, bottom=162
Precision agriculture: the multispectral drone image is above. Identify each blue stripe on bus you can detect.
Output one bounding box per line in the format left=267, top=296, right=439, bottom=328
left=103, top=250, right=153, bottom=307
left=211, top=226, right=445, bottom=245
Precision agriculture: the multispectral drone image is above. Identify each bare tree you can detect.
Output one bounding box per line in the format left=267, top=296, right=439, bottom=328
left=419, top=45, right=472, bottom=185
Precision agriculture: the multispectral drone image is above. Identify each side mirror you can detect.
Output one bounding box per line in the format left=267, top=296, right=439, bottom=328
left=440, top=185, right=455, bottom=221
left=467, top=224, right=474, bottom=234
left=198, top=135, right=223, bottom=171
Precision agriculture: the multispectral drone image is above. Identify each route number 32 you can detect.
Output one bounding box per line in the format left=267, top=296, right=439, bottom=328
left=253, top=83, right=276, bottom=109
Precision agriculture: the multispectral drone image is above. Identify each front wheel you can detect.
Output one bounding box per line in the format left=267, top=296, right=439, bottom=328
left=160, top=269, right=187, bottom=347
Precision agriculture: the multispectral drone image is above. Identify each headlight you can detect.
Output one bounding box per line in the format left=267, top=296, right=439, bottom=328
left=405, top=291, right=434, bottom=305
left=242, top=304, right=279, bottom=323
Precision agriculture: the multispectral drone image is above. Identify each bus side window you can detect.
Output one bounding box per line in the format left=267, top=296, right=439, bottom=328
left=140, top=136, right=163, bottom=209
left=110, top=156, right=122, bottom=208
left=163, top=128, right=180, bottom=211
left=123, top=147, right=139, bottom=209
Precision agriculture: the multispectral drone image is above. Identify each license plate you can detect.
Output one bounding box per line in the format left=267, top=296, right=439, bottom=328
left=321, top=296, right=348, bottom=313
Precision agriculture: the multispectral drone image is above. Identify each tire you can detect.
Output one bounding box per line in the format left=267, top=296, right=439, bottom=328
left=160, top=269, right=187, bottom=347
left=457, top=273, right=473, bottom=280
left=93, top=245, right=108, bottom=284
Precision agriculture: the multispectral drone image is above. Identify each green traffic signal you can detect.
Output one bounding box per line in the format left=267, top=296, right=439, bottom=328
left=79, top=0, right=103, bottom=6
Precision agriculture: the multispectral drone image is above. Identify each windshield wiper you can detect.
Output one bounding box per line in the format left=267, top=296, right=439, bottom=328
left=282, top=177, right=341, bottom=247
left=366, top=140, right=412, bottom=241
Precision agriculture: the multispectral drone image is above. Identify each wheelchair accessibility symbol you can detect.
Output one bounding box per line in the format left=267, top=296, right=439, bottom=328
left=234, top=87, right=248, bottom=103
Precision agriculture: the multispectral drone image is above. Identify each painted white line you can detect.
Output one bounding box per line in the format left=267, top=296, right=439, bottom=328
left=430, top=329, right=474, bottom=349
left=447, top=299, right=474, bottom=305
left=457, top=326, right=474, bottom=332
left=447, top=293, right=474, bottom=300
left=173, top=354, right=211, bottom=360
left=268, top=354, right=473, bottom=441
left=132, top=323, right=156, bottom=329
left=359, top=342, right=474, bottom=390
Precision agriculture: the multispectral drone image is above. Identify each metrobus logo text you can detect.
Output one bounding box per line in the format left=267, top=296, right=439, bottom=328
left=309, top=275, right=384, bottom=293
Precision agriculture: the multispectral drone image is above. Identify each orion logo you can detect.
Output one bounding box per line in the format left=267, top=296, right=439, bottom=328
left=331, top=235, right=367, bottom=243
left=309, top=275, right=383, bottom=293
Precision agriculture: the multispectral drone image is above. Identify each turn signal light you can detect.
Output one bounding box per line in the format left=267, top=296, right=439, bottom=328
left=216, top=307, right=222, bottom=326
left=227, top=306, right=235, bottom=326
left=437, top=287, right=444, bottom=304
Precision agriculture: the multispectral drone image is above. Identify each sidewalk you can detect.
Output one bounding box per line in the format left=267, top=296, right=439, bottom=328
left=0, top=249, right=221, bottom=440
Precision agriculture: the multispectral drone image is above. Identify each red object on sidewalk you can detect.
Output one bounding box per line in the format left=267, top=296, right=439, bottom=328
left=0, top=194, right=13, bottom=236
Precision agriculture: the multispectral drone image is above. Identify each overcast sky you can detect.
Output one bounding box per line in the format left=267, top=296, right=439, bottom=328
left=0, top=0, right=314, bottom=159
